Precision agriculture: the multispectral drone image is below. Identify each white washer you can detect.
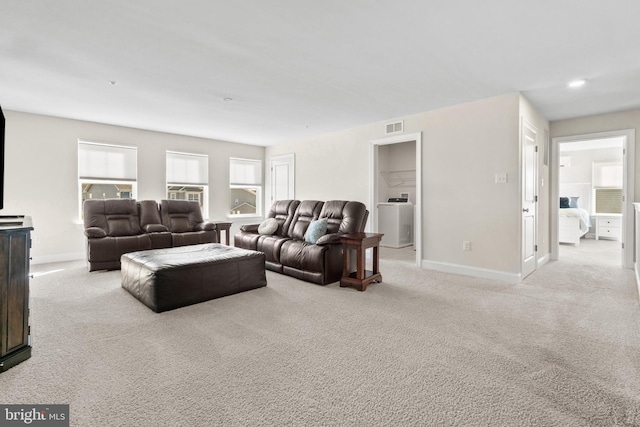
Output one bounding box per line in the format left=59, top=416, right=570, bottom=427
left=377, top=198, right=414, bottom=248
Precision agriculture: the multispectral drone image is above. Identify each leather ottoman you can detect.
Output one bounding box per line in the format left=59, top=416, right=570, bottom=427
left=121, top=243, right=266, bottom=312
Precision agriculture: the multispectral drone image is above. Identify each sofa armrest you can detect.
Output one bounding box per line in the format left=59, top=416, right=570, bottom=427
left=195, top=222, right=216, bottom=232
left=143, top=224, right=168, bottom=233
left=240, top=223, right=260, bottom=233
left=85, top=227, right=107, bottom=238
left=315, top=233, right=342, bottom=246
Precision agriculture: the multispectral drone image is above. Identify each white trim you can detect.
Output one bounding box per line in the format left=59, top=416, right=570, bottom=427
left=537, top=253, right=551, bottom=268
left=551, top=129, right=635, bottom=269
left=635, top=262, right=640, bottom=304
left=370, top=132, right=422, bottom=267
left=422, top=260, right=522, bottom=285
left=31, top=252, right=85, bottom=265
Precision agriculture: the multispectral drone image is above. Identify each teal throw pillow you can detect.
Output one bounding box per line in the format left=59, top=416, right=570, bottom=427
left=305, top=219, right=328, bottom=244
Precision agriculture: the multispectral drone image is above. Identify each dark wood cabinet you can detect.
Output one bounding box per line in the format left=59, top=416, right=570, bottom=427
left=0, top=216, right=33, bottom=372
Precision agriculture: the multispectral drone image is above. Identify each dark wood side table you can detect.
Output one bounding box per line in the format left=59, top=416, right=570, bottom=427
left=0, top=216, right=33, bottom=372
left=212, top=222, right=232, bottom=245
left=340, top=232, right=383, bottom=291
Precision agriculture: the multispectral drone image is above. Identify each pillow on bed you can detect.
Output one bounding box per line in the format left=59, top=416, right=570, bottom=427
left=568, top=196, right=579, bottom=208
left=559, top=197, right=570, bottom=209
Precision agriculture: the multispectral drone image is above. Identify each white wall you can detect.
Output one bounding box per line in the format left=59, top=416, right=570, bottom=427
left=267, top=93, right=534, bottom=276
left=2, top=111, right=264, bottom=263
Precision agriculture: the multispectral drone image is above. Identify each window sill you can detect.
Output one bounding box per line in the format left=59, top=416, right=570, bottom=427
left=227, top=214, right=263, bottom=221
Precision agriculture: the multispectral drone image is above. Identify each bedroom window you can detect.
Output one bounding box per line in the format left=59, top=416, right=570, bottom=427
left=78, top=141, right=138, bottom=219
left=166, top=151, right=209, bottom=218
left=594, top=189, right=623, bottom=214
left=229, top=158, right=262, bottom=217
left=592, top=162, right=623, bottom=214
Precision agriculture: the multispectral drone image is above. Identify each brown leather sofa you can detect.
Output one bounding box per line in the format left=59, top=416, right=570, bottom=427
left=83, top=199, right=217, bottom=271
left=234, top=200, right=368, bottom=285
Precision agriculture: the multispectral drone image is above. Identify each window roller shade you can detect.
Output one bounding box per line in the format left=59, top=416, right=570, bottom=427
left=78, top=142, right=137, bottom=181
left=230, top=158, right=262, bottom=185
left=167, top=151, right=208, bottom=185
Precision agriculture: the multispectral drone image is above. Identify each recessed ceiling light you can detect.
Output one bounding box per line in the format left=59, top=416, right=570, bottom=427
left=568, top=79, right=586, bottom=88
left=222, top=97, right=233, bottom=102
left=108, top=80, right=117, bottom=86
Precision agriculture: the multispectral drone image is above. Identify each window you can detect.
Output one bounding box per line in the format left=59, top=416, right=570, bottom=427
left=78, top=141, right=137, bottom=218
left=166, top=151, right=209, bottom=218
left=593, top=161, right=623, bottom=214
left=229, top=158, right=262, bottom=217
left=594, top=188, right=623, bottom=214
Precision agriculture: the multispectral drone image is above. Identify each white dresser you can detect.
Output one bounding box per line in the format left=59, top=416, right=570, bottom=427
left=595, top=214, right=622, bottom=240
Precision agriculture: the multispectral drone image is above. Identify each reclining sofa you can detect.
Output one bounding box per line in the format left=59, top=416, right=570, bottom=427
left=83, top=199, right=217, bottom=271
left=234, top=200, right=368, bottom=285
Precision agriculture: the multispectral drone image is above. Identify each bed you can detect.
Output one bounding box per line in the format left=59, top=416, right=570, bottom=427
left=559, top=207, right=591, bottom=245
left=558, top=183, right=593, bottom=246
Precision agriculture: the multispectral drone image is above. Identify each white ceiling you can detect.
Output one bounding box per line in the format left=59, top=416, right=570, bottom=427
left=2, top=1, right=640, bottom=146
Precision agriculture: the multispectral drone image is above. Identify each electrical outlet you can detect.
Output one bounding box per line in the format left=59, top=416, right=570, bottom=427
left=495, top=173, right=508, bottom=184
left=462, top=241, right=471, bottom=251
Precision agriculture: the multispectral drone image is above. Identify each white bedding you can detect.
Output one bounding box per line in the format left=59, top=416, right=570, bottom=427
left=559, top=208, right=592, bottom=232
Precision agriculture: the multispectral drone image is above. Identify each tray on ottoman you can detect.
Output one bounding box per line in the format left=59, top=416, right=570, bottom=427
left=121, top=243, right=266, bottom=312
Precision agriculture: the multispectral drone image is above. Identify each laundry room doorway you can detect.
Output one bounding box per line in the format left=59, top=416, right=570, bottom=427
left=370, top=132, right=422, bottom=266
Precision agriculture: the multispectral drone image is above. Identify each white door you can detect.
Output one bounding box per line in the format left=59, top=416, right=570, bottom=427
left=522, top=120, right=538, bottom=279
left=270, top=154, right=295, bottom=203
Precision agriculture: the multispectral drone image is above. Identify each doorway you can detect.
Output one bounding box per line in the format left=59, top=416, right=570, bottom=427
left=551, top=130, right=635, bottom=268
left=370, top=132, right=422, bottom=267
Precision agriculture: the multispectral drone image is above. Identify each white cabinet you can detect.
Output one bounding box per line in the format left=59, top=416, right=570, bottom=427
left=595, top=215, right=622, bottom=240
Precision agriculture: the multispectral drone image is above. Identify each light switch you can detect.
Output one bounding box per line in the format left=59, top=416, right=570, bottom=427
left=495, top=173, right=508, bottom=184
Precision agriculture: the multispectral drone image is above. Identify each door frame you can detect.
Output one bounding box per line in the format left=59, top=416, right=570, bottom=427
left=551, top=129, right=635, bottom=268
left=369, top=132, right=422, bottom=267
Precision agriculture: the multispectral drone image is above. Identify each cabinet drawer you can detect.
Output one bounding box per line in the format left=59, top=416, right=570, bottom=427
left=597, top=217, right=621, bottom=228
left=599, top=227, right=621, bottom=239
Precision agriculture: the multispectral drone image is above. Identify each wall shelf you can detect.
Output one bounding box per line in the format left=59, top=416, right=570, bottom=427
left=380, top=169, right=416, bottom=187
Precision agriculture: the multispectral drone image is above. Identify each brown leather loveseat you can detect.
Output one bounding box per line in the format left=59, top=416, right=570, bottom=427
left=234, top=200, right=368, bottom=285
left=83, top=199, right=217, bottom=271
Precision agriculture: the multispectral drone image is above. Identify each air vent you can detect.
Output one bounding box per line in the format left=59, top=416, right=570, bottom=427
left=385, top=121, right=403, bottom=135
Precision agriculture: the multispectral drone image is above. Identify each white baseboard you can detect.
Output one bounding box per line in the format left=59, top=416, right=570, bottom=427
left=421, top=260, right=521, bottom=284
left=537, top=253, right=551, bottom=268
left=31, top=252, right=85, bottom=265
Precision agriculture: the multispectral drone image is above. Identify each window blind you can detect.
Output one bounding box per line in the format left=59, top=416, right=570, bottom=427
left=166, top=151, right=209, bottom=185
left=593, top=162, right=622, bottom=188
left=595, top=188, right=623, bottom=214
left=230, top=158, right=262, bottom=185
left=78, top=141, right=137, bottom=181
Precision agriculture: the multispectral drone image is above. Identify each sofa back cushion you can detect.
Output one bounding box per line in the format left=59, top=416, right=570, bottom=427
left=138, top=200, right=162, bottom=228
left=160, top=200, right=204, bottom=233
left=83, top=199, right=142, bottom=237
left=319, top=200, right=368, bottom=234
left=266, top=200, right=300, bottom=236
left=287, top=200, right=323, bottom=240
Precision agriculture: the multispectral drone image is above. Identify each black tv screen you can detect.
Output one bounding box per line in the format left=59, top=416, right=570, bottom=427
left=0, top=105, right=4, bottom=210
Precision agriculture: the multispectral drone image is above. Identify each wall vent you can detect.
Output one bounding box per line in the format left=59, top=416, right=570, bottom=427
left=385, top=121, right=403, bottom=135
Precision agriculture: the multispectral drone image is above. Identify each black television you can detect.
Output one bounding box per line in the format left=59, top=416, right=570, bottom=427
left=0, top=105, right=4, bottom=210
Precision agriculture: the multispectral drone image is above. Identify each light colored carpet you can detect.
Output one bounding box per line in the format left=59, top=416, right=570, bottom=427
left=560, top=237, right=622, bottom=267
left=1, top=249, right=639, bottom=426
